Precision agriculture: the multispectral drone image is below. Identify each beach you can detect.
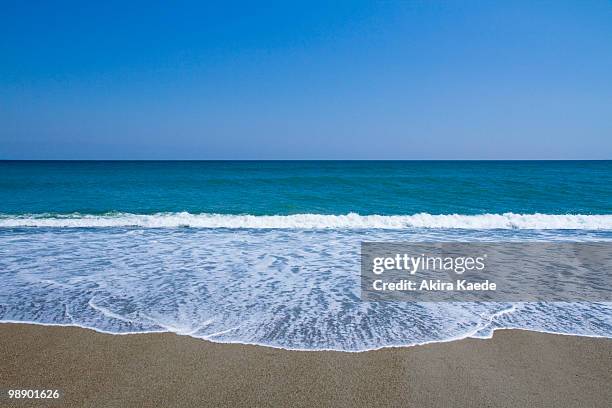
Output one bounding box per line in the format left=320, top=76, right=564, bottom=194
left=2, top=162, right=611, bottom=351
left=1, top=324, right=610, bottom=407
left=1, top=162, right=611, bottom=407
left=3, top=0, right=612, bottom=405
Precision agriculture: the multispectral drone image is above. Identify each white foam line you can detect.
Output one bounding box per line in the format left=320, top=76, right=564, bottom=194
left=469, top=304, right=521, bottom=339
left=134, top=313, right=216, bottom=336
left=2, top=212, right=612, bottom=229
left=0, top=320, right=168, bottom=336
left=88, top=297, right=141, bottom=325
left=199, top=326, right=242, bottom=339
left=0, top=320, right=609, bottom=352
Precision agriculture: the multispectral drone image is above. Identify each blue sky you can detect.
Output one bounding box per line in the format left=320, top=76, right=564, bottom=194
left=1, top=1, right=611, bottom=159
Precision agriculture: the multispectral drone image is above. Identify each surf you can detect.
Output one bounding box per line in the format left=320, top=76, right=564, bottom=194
left=1, top=212, right=612, bottom=229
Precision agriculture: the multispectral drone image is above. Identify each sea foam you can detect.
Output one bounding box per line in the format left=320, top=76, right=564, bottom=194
left=1, top=212, right=612, bottom=229
left=0, top=227, right=610, bottom=351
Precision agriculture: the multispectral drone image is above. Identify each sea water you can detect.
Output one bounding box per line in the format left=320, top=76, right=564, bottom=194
left=0, top=161, right=611, bottom=351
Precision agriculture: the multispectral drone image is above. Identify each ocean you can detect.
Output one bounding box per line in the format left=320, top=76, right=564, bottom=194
left=0, top=160, right=611, bottom=351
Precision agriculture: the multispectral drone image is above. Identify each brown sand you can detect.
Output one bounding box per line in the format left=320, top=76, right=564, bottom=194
left=0, top=324, right=610, bottom=407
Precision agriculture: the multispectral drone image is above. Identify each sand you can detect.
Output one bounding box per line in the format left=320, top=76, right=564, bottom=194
left=0, top=323, right=610, bottom=407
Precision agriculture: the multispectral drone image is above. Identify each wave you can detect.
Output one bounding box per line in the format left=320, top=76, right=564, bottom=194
left=1, top=212, right=612, bottom=229
left=1, top=224, right=611, bottom=351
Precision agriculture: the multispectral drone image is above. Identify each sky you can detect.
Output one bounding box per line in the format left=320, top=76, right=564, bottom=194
left=1, top=0, right=611, bottom=159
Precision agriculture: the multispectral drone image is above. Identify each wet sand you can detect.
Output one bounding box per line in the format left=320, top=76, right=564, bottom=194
left=1, top=324, right=610, bottom=407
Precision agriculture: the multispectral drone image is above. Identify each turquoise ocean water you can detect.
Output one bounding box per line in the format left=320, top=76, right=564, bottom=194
left=0, top=161, right=611, bottom=350
left=1, top=160, right=611, bottom=215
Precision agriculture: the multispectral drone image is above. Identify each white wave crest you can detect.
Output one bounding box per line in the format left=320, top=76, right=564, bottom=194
left=1, top=212, right=612, bottom=229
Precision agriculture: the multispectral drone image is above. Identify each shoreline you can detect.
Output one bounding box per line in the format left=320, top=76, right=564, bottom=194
left=1, top=323, right=610, bottom=407
left=1, top=320, right=610, bottom=353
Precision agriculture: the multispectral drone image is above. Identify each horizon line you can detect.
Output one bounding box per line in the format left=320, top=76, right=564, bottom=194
left=1, top=159, right=611, bottom=162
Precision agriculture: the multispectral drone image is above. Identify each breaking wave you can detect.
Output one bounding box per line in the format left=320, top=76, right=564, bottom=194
left=1, top=212, right=612, bottom=229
